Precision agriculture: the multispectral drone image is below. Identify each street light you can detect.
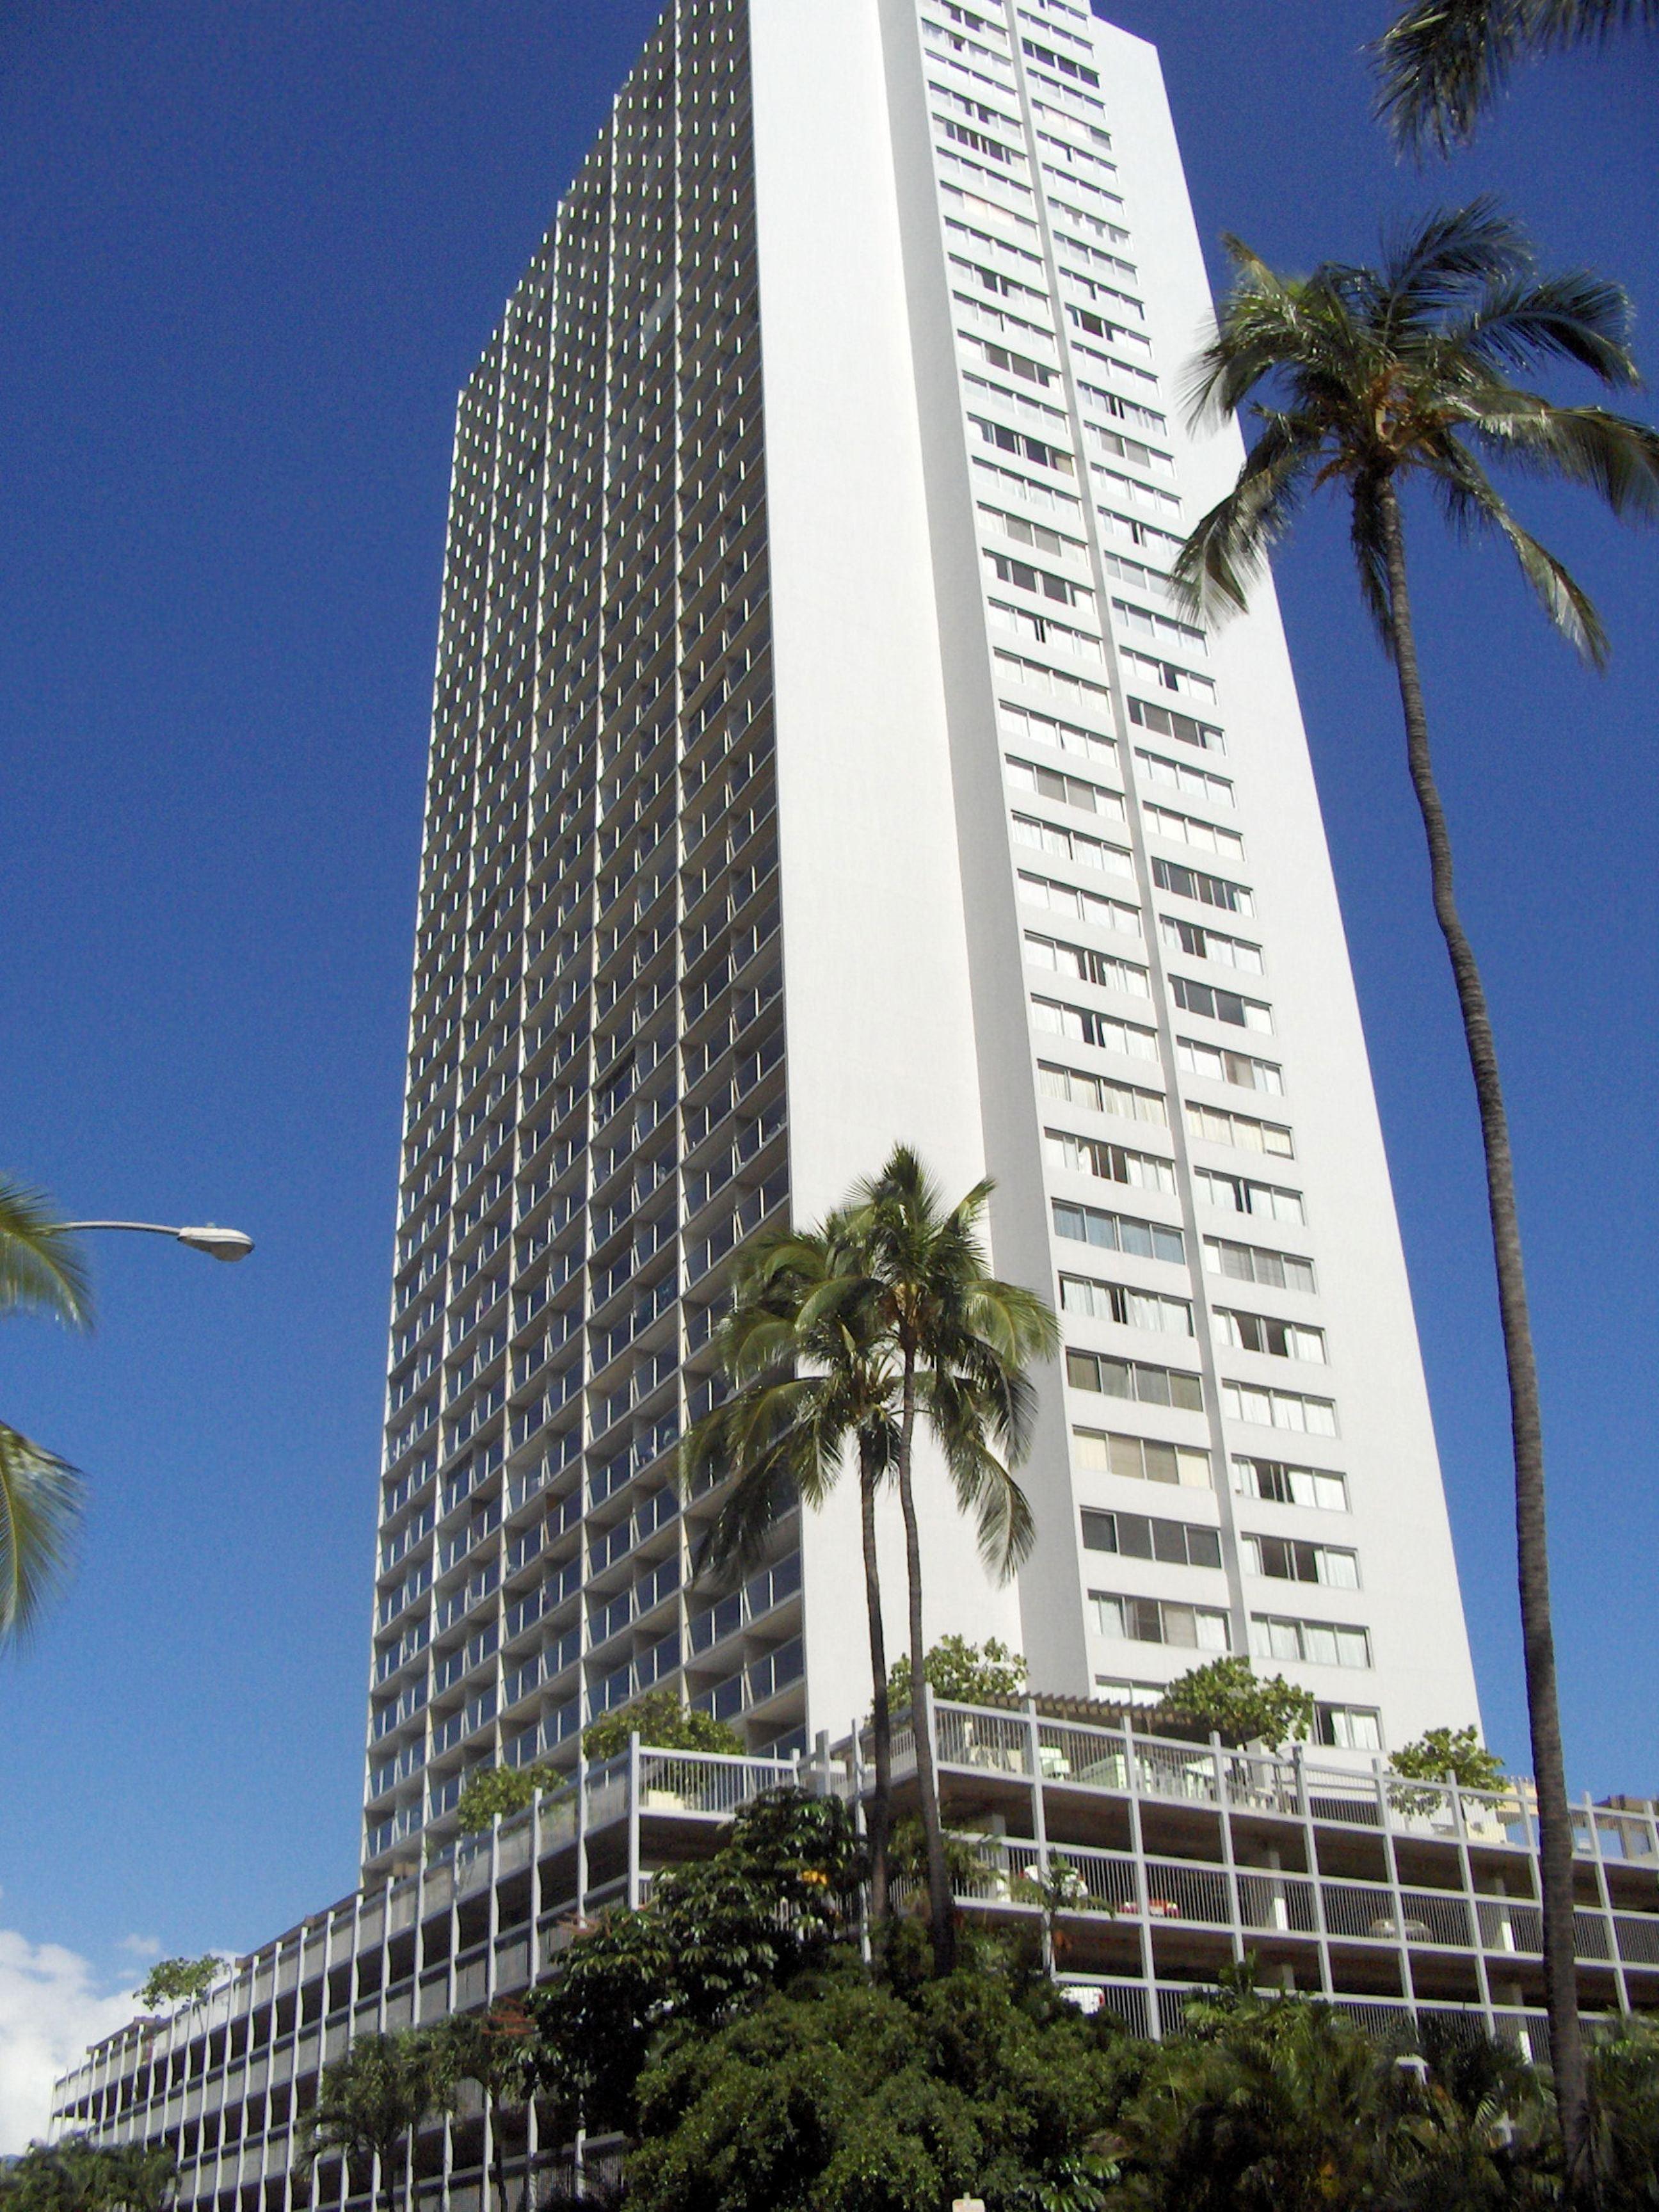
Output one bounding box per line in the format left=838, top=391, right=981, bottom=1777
left=60, top=1221, right=255, bottom=1262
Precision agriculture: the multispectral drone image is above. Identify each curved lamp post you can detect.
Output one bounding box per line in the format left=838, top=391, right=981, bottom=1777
left=60, top=1221, right=255, bottom=1262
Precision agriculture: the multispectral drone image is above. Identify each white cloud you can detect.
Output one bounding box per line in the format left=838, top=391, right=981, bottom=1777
left=118, top=1936, right=163, bottom=1960
left=0, top=1930, right=140, bottom=2156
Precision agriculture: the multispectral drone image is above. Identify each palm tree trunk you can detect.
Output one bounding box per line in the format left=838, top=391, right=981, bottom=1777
left=859, top=1438, right=893, bottom=1923
left=1378, top=481, right=1587, bottom=2181
left=489, top=2097, right=508, bottom=2212
left=894, top=1345, right=956, bottom=1975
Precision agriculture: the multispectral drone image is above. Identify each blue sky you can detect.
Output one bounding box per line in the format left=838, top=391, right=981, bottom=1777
left=0, top=0, right=1653, bottom=2143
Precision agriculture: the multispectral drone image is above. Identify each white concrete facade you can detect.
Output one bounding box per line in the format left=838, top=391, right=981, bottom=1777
left=363, top=0, right=1479, bottom=1879
left=749, top=0, right=1479, bottom=1748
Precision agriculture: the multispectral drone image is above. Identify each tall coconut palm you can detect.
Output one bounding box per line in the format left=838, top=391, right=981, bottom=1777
left=1169, top=198, right=1659, bottom=2185
left=1376, top=0, right=1658, bottom=152
left=849, top=1145, right=1058, bottom=1975
left=0, top=1178, right=91, bottom=1647
left=682, top=1213, right=904, bottom=1919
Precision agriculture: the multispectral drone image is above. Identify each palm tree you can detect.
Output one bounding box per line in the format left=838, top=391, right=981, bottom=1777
left=1169, top=196, right=1659, bottom=2188
left=682, top=1213, right=904, bottom=1918
left=298, top=2030, right=453, bottom=2212
left=432, top=2003, right=535, bottom=2212
left=1375, top=0, right=1658, bottom=152
left=0, top=1178, right=91, bottom=1647
left=849, top=1144, right=1058, bottom=1975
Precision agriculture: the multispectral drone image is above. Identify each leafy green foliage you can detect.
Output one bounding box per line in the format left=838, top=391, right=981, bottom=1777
left=455, top=1762, right=557, bottom=1835
left=1105, top=1970, right=1563, bottom=2212
left=428, top=2004, right=536, bottom=2212
left=0, top=2138, right=175, bottom=2212
left=136, top=1955, right=220, bottom=2011
left=582, top=1692, right=745, bottom=1763
left=1152, top=1658, right=1315, bottom=1747
left=1392, top=1726, right=1506, bottom=1793
left=456, top=1699, right=745, bottom=1834
left=1586, top=2016, right=1659, bottom=2211
left=625, top=1960, right=1131, bottom=2212
left=297, top=2030, right=454, bottom=2212
left=528, top=1789, right=867, bottom=2137
left=888, top=1635, right=1027, bottom=1710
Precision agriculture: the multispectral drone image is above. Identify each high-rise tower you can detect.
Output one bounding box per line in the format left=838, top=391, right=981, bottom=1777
left=363, top=0, right=1480, bottom=1875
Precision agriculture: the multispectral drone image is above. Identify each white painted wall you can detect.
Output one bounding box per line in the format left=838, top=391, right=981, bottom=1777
left=746, top=0, right=1480, bottom=1755
left=749, top=0, right=1025, bottom=1742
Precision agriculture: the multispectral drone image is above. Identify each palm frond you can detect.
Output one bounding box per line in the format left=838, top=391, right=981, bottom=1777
left=1375, top=0, right=1539, bottom=150
left=0, top=1421, right=84, bottom=1645
left=1427, top=438, right=1610, bottom=662
left=1464, top=397, right=1659, bottom=519
left=924, top=1372, right=1037, bottom=1578
left=1169, top=413, right=1323, bottom=623
left=1379, top=197, right=1532, bottom=325
left=0, top=1178, right=92, bottom=1328
left=1452, top=269, right=1639, bottom=385
left=1375, top=0, right=1658, bottom=150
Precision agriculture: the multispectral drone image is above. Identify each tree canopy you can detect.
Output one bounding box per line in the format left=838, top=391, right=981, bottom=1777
left=888, top=1635, right=1027, bottom=1711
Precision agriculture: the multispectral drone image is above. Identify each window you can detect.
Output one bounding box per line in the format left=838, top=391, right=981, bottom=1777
left=1053, top=1198, right=1184, bottom=1265
left=1194, top=1167, right=1304, bottom=1224
left=1222, top=1381, right=1338, bottom=1436
left=1032, top=994, right=1160, bottom=1062
left=1025, top=930, right=1150, bottom=996
left=1006, top=754, right=1123, bottom=818
left=1244, top=1534, right=1359, bottom=1589
left=1152, top=856, right=1253, bottom=915
left=1022, top=35, right=1100, bottom=85
left=1019, top=872, right=1141, bottom=937
left=1067, top=1347, right=1203, bottom=1409
left=1136, top=749, right=1232, bottom=805
left=1215, top=1308, right=1327, bottom=1363
left=1075, top=1427, right=1211, bottom=1488
left=1012, top=812, right=1135, bottom=878
left=1061, top=1273, right=1193, bottom=1335
left=1095, top=1675, right=1167, bottom=1706
left=986, top=549, right=1093, bottom=607
left=1112, top=598, right=1205, bottom=654
left=989, top=596, right=1103, bottom=661
left=974, top=451, right=1082, bottom=516
left=940, top=116, right=1027, bottom=170
left=1170, top=975, right=1273, bottom=1034
left=971, top=413, right=1074, bottom=474
left=995, top=648, right=1114, bottom=710
left=1083, top=1507, right=1221, bottom=1567
left=1185, top=1102, right=1293, bottom=1156
left=1118, top=639, right=1216, bottom=698
left=1250, top=1614, right=1371, bottom=1669
left=973, top=339, right=1054, bottom=387
left=1128, top=694, right=1224, bottom=754
left=1161, top=915, right=1263, bottom=975
left=997, top=698, right=1114, bottom=764
left=1150, top=805, right=1238, bottom=854
left=1039, top=1059, right=1166, bottom=1125
left=1232, top=1456, right=1347, bottom=1512
left=1094, top=1591, right=1230, bottom=1650
left=1204, top=1238, right=1316, bottom=1295
left=1045, top=1129, right=1176, bottom=1194
left=1317, top=1703, right=1382, bottom=1750
left=980, top=506, right=1087, bottom=561
left=1177, top=1038, right=1283, bottom=1096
